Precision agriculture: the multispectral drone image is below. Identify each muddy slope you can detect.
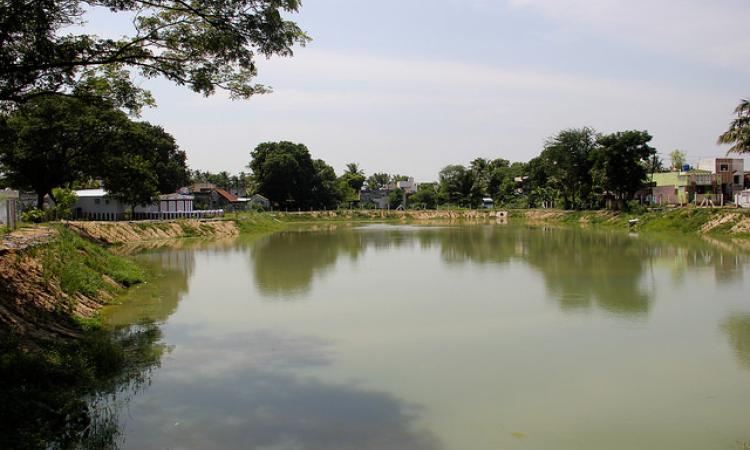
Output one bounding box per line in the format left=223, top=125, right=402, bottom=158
left=66, top=219, right=239, bottom=244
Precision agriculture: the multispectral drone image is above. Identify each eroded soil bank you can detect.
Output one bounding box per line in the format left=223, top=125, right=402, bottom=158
left=66, top=219, right=239, bottom=244
left=0, top=227, right=144, bottom=346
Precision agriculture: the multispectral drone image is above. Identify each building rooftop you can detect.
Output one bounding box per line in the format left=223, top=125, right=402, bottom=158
left=74, top=189, right=108, bottom=198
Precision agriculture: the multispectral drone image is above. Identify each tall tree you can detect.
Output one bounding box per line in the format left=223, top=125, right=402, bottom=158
left=345, top=163, right=364, bottom=176
left=591, top=130, right=656, bottom=209
left=311, top=159, right=342, bottom=209
left=718, top=98, right=750, bottom=154
left=539, top=127, right=597, bottom=209
left=0, top=95, right=127, bottom=207
left=125, top=122, right=189, bottom=193
left=366, top=173, right=390, bottom=190
left=249, top=141, right=342, bottom=209
left=0, top=0, right=310, bottom=109
left=669, top=149, right=686, bottom=171
left=438, top=164, right=474, bottom=207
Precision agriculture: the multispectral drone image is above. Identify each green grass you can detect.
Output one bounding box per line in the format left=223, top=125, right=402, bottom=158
left=33, top=227, right=145, bottom=298
left=225, top=212, right=288, bottom=234
left=512, top=207, right=750, bottom=240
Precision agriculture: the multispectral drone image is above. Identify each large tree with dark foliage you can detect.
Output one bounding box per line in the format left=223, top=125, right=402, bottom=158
left=591, top=130, right=656, bottom=209
left=249, top=141, right=341, bottom=209
left=0, top=95, right=188, bottom=208
left=0, top=0, right=309, bottom=110
left=537, top=127, right=597, bottom=209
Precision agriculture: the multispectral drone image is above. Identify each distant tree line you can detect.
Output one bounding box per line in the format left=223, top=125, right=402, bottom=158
left=246, top=128, right=657, bottom=211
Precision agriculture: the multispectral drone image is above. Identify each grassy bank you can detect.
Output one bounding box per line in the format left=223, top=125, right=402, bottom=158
left=225, top=211, right=289, bottom=234
left=34, top=227, right=145, bottom=298
left=516, top=208, right=750, bottom=239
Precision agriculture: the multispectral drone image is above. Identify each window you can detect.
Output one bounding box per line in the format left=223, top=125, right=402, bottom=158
left=734, top=175, right=741, bottom=185
left=94, top=198, right=101, bottom=205
left=720, top=164, right=729, bottom=172
left=105, top=199, right=110, bottom=205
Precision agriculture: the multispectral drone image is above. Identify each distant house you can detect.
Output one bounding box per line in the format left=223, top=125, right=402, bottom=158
left=645, top=171, right=722, bottom=206
left=360, top=189, right=390, bottom=209
left=697, top=158, right=745, bottom=200
left=188, top=183, right=249, bottom=211
left=397, top=177, right=418, bottom=194
left=247, top=194, right=270, bottom=210
left=0, top=189, right=19, bottom=230
left=73, top=189, right=128, bottom=220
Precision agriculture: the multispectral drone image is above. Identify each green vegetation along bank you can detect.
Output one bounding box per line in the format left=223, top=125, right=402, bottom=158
left=517, top=208, right=750, bottom=238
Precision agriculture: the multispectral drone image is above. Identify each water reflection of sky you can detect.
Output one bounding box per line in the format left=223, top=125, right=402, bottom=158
left=118, top=327, right=441, bottom=450
left=107, top=224, right=750, bottom=450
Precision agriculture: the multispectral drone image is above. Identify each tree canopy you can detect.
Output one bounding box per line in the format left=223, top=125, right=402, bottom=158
left=591, top=131, right=656, bottom=208
left=249, top=141, right=342, bottom=209
left=0, top=95, right=188, bottom=208
left=0, top=0, right=310, bottom=110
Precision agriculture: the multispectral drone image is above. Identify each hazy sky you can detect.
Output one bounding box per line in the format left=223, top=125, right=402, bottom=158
left=89, top=0, right=749, bottom=180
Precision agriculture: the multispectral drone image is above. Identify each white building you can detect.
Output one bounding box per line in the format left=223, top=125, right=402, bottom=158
left=736, top=190, right=750, bottom=208
left=73, top=189, right=204, bottom=220
left=396, top=177, right=418, bottom=194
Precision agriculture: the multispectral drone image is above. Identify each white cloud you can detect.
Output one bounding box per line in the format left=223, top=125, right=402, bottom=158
left=506, top=0, right=750, bottom=69
left=145, top=49, right=740, bottom=179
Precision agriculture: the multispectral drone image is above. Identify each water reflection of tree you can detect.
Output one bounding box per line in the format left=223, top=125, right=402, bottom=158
left=106, top=248, right=195, bottom=326
left=721, top=314, right=750, bottom=371
left=0, top=324, right=164, bottom=449
left=249, top=225, right=750, bottom=313
left=250, top=229, right=367, bottom=297
left=522, top=229, right=653, bottom=316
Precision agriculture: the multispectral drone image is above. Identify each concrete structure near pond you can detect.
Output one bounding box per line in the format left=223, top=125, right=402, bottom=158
left=0, top=189, right=20, bottom=230
left=736, top=190, right=750, bottom=208
left=73, top=189, right=222, bottom=220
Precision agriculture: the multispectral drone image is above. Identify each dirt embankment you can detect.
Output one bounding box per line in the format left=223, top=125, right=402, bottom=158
left=0, top=227, right=147, bottom=346
left=65, top=219, right=239, bottom=244
left=0, top=253, right=107, bottom=344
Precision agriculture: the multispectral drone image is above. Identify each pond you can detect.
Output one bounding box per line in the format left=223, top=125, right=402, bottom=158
left=103, top=223, right=750, bottom=450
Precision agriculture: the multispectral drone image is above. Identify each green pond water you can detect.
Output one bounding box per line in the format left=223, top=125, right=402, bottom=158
left=102, top=223, right=750, bottom=450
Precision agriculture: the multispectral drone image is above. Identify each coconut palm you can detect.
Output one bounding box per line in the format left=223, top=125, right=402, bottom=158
left=718, top=98, right=750, bottom=154
left=345, top=162, right=364, bottom=176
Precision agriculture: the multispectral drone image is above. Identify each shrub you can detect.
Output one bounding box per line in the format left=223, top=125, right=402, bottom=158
left=21, top=208, right=47, bottom=223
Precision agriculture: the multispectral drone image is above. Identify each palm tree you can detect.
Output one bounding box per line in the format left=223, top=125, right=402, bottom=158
left=345, top=162, right=364, bottom=176
left=718, top=98, right=750, bottom=154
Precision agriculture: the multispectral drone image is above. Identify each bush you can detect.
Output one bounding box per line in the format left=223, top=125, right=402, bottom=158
left=626, top=200, right=647, bottom=214
left=21, top=208, right=47, bottom=223
left=51, top=188, right=78, bottom=220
